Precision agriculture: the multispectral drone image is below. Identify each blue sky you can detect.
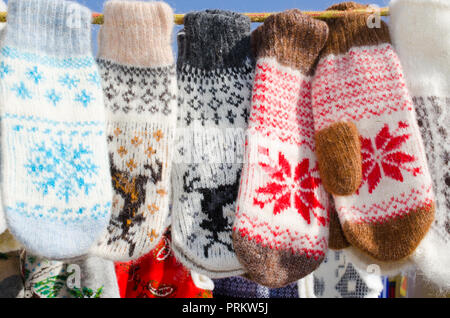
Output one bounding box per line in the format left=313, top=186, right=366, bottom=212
left=5, top=0, right=391, bottom=54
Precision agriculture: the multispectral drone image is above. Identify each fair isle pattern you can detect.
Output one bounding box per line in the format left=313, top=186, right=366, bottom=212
left=176, top=63, right=254, bottom=128
left=337, top=185, right=434, bottom=224
left=91, top=59, right=177, bottom=261
left=310, top=251, right=383, bottom=298
left=0, top=42, right=111, bottom=259
left=171, top=60, right=254, bottom=277
left=97, top=59, right=176, bottom=116
left=7, top=202, right=111, bottom=224
left=250, top=60, right=315, bottom=149
left=0, top=49, right=100, bottom=111
left=312, top=44, right=413, bottom=131
left=414, top=96, right=450, bottom=242
left=235, top=57, right=330, bottom=258
left=1, top=46, right=96, bottom=69
left=312, top=44, right=434, bottom=225
left=1, top=56, right=110, bottom=222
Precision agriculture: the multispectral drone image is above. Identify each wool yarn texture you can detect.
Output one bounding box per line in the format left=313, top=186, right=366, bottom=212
left=311, top=2, right=435, bottom=262
left=328, top=196, right=414, bottom=277
left=0, top=0, right=7, bottom=236
left=114, top=230, right=213, bottom=298
left=171, top=10, right=254, bottom=278
left=213, top=276, right=299, bottom=298
left=328, top=196, right=351, bottom=250
left=297, top=250, right=383, bottom=298
left=328, top=194, right=414, bottom=276
left=91, top=1, right=177, bottom=262
left=22, top=253, right=120, bottom=298
left=343, top=245, right=415, bottom=277
left=233, top=10, right=330, bottom=288
left=0, top=0, right=111, bottom=260
left=390, top=0, right=450, bottom=292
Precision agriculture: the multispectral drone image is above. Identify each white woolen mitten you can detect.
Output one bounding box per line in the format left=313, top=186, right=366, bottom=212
left=0, top=0, right=7, bottom=236
left=171, top=10, right=254, bottom=278
left=0, top=0, right=112, bottom=259
left=390, top=0, right=450, bottom=292
left=91, top=1, right=177, bottom=261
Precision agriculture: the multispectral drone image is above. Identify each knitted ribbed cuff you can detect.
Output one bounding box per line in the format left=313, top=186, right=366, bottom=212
left=5, top=0, right=92, bottom=56
left=179, top=10, right=251, bottom=70
left=321, top=2, right=391, bottom=56
left=253, top=9, right=329, bottom=74
left=98, top=1, right=174, bottom=67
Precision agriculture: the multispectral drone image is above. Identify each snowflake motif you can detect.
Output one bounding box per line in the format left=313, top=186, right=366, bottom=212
left=45, top=89, right=62, bottom=106
left=360, top=121, right=422, bottom=194
left=87, top=72, right=101, bottom=87
left=59, top=74, right=80, bottom=90
left=11, top=82, right=32, bottom=99
left=25, top=139, right=99, bottom=203
left=74, top=90, right=94, bottom=108
left=25, top=66, right=44, bottom=84
left=0, top=61, right=12, bottom=79
left=253, top=151, right=326, bottom=225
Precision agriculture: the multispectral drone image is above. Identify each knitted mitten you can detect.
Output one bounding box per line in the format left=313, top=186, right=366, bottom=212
left=171, top=10, right=254, bottom=278
left=312, top=2, right=436, bottom=262
left=233, top=10, right=330, bottom=288
left=23, top=253, right=120, bottom=298
left=91, top=1, right=177, bottom=262
left=390, top=0, right=450, bottom=291
left=297, top=251, right=383, bottom=298
left=213, top=276, right=299, bottom=298
left=0, top=4, right=18, bottom=251
left=343, top=245, right=414, bottom=277
left=114, top=230, right=213, bottom=298
left=0, top=0, right=6, bottom=237
left=0, top=0, right=112, bottom=259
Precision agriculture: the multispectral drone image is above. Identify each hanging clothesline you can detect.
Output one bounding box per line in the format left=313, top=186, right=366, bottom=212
left=0, top=7, right=390, bottom=25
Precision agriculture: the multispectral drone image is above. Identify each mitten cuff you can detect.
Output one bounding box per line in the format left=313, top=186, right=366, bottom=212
left=98, top=1, right=174, bottom=67
left=179, top=10, right=251, bottom=70
left=321, top=2, right=391, bottom=56
left=5, top=0, right=92, bottom=56
left=252, top=9, right=329, bottom=74
left=390, top=0, right=450, bottom=95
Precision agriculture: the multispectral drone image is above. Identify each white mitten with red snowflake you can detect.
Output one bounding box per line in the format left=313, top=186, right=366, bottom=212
left=232, top=10, right=330, bottom=288
left=312, top=3, right=435, bottom=263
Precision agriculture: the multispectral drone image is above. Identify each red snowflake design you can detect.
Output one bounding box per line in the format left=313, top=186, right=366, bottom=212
left=360, top=121, right=422, bottom=194
left=253, top=151, right=326, bottom=225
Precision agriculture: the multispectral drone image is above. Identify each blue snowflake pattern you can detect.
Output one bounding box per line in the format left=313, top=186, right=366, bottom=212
left=59, top=74, right=80, bottom=90
left=87, top=72, right=101, bottom=87
left=26, top=66, right=44, bottom=84
left=0, top=61, right=12, bottom=79
left=25, top=139, right=99, bottom=203
left=74, top=90, right=94, bottom=108
left=11, top=82, right=32, bottom=99
left=45, top=89, right=62, bottom=106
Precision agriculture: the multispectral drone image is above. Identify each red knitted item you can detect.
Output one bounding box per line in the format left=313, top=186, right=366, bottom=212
left=114, top=230, right=212, bottom=298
